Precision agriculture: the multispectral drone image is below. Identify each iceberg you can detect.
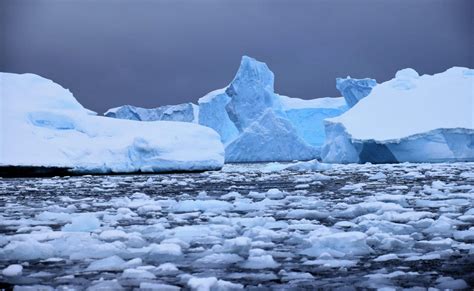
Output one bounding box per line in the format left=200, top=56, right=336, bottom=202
left=322, top=67, right=474, bottom=163
left=225, top=109, right=318, bottom=162
left=197, top=56, right=319, bottom=162
left=0, top=73, right=224, bottom=173
left=104, top=103, right=198, bottom=123
left=336, top=77, right=377, bottom=108
left=105, top=56, right=352, bottom=162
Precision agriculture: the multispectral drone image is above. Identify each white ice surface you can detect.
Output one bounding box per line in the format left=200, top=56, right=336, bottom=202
left=0, top=73, right=224, bottom=173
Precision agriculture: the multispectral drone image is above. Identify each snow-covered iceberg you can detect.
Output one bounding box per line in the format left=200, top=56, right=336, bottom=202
left=104, top=103, right=198, bottom=123
left=0, top=73, right=224, bottom=173
left=197, top=56, right=318, bottom=162
left=322, top=67, right=474, bottom=163
left=336, top=77, right=377, bottom=108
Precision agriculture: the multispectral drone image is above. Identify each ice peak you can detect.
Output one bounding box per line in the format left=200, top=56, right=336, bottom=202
left=230, top=56, right=274, bottom=92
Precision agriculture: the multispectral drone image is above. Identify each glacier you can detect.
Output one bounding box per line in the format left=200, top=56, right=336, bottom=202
left=336, top=76, right=377, bottom=108
left=104, top=103, right=198, bottom=123
left=0, top=73, right=224, bottom=173
left=322, top=67, right=474, bottom=163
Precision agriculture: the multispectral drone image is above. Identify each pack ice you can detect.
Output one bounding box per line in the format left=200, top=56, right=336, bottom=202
left=322, top=67, right=474, bottom=163
left=106, top=56, right=347, bottom=162
left=0, top=73, right=224, bottom=173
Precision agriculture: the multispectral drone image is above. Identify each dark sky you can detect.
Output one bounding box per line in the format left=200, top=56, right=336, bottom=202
left=1, top=0, right=472, bottom=113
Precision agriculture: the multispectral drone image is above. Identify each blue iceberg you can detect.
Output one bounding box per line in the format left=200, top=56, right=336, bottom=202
left=322, top=67, right=474, bottom=163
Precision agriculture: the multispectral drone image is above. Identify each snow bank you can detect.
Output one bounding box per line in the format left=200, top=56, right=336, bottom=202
left=322, top=67, right=474, bottom=163
left=0, top=73, right=224, bottom=173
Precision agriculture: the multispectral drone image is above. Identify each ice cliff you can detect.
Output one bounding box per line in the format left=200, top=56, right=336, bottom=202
left=322, top=67, right=474, bottom=163
left=0, top=73, right=224, bottom=173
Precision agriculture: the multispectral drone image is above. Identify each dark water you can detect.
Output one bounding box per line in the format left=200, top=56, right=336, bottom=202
left=0, top=163, right=473, bottom=290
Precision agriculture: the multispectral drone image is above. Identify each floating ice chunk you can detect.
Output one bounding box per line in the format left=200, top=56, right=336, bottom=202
left=303, top=258, right=358, bottom=268
left=62, top=213, right=100, bottom=232
left=405, top=253, right=441, bottom=261
left=373, top=253, right=399, bottom=262
left=340, top=183, right=365, bottom=191
left=140, top=282, right=180, bottom=291
left=0, top=239, right=55, bottom=261
left=85, top=255, right=126, bottom=272
left=242, top=249, right=280, bottom=269
left=453, top=227, right=474, bottom=241
left=171, top=199, right=233, bottom=213
left=157, top=262, right=179, bottom=272
left=187, top=277, right=218, bottom=291
left=265, top=188, right=285, bottom=199
left=121, top=268, right=156, bottom=279
left=435, top=277, right=469, bottom=290
left=99, top=229, right=129, bottom=242
left=2, top=264, right=23, bottom=276
left=279, top=270, right=314, bottom=281
left=284, top=159, right=332, bottom=172
left=368, top=172, right=387, bottom=180
left=149, top=243, right=183, bottom=257
left=302, top=231, right=372, bottom=258
left=196, top=253, right=244, bottom=266
left=87, top=280, right=124, bottom=291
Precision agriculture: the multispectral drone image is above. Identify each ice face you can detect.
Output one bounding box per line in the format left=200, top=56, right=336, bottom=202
left=280, top=96, right=348, bottom=147
left=225, top=110, right=319, bottom=162
left=323, top=67, right=474, bottom=163
left=104, top=103, right=198, bottom=123
left=336, top=77, right=377, bottom=108
left=0, top=73, right=224, bottom=173
left=198, top=89, right=239, bottom=144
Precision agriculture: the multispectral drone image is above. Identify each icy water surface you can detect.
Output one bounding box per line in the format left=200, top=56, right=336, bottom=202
left=0, top=163, right=473, bottom=290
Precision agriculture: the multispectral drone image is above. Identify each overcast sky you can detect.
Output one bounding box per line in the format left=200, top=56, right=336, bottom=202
left=1, top=0, right=472, bottom=113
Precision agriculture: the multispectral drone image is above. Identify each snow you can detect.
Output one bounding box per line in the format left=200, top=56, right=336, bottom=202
left=322, top=67, right=474, bottom=163
left=0, top=72, right=224, bottom=173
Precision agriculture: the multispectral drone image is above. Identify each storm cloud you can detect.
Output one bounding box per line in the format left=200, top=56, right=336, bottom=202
left=1, top=0, right=472, bottom=113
